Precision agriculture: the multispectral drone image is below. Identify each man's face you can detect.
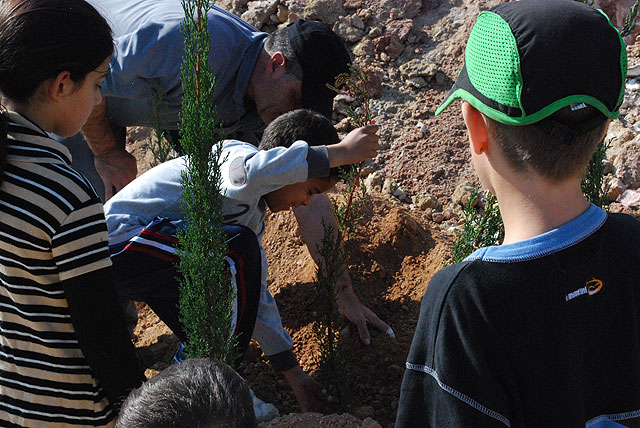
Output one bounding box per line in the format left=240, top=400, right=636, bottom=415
left=254, top=75, right=303, bottom=125
left=263, top=177, right=335, bottom=212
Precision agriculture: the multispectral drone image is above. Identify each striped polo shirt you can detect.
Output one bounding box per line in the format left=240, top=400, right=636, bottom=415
left=0, top=112, right=115, bottom=427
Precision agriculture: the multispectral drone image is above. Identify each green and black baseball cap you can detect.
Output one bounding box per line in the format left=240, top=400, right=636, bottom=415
left=436, top=0, right=627, bottom=136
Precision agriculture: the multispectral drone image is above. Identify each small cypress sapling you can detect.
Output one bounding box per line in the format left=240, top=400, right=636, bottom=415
left=581, top=139, right=612, bottom=209
left=451, top=187, right=505, bottom=264
left=575, top=0, right=638, bottom=37
left=331, top=166, right=367, bottom=240
left=574, top=0, right=637, bottom=209
left=312, top=222, right=349, bottom=404
left=621, top=0, right=640, bottom=37
left=311, top=65, right=376, bottom=405
left=176, top=0, right=235, bottom=363
left=147, top=83, right=177, bottom=167
left=327, top=64, right=373, bottom=240
left=452, top=134, right=611, bottom=264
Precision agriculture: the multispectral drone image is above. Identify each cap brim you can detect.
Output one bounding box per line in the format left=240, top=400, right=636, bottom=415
left=435, top=63, right=529, bottom=125
left=435, top=64, right=471, bottom=116
left=302, top=78, right=334, bottom=118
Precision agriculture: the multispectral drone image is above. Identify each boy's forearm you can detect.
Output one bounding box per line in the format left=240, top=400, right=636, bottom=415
left=326, top=124, right=379, bottom=167
left=267, top=349, right=299, bottom=372
left=326, top=144, right=347, bottom=168
left=292, top=194, right=353, bottom=294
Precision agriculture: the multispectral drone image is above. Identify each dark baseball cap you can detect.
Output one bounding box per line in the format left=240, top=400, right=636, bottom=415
left=436, top=0, right=626, bottom=135
left=287, top=19, right=351, bottom=118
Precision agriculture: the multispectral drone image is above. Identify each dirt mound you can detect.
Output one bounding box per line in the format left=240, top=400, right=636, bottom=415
left=242, top=193, right=446, bottom=425
left=259, top=413, right=381, bottom=428
left=129, top=193, right=446, bottom=425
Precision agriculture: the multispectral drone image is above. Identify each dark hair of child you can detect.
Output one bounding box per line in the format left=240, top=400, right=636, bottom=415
left=0, top=0, right=113, bottom=183
left=259, top=108, right=341, bottom=179
left=484, top=105, right=608, bottom=182
left=115, top=359, right=257, bottom=428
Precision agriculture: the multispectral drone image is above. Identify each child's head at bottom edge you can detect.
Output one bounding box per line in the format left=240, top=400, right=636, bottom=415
left=115, top=358, right=256, bottom=428
left=259, top=108, right=340, bottom=212
left=436, top=0, right=626, bottom=188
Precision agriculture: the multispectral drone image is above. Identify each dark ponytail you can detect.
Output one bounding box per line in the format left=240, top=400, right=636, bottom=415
left=0, top=0, right=113, bottom=184
left=0, top=112, right=7, bottom=184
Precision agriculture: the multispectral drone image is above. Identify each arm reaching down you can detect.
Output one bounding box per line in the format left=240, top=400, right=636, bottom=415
left=81, top=99, right=137, bottom=199
left=293, top=193, right=391, bottom=346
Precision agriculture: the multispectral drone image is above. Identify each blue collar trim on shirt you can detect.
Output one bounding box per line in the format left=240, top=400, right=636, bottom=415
left=465, top=204, right=607, bottom=263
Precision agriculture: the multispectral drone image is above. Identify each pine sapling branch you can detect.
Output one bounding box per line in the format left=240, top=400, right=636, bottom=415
left=313, top=221, right=349, bottom=404
left=581, top=138, right=612, bottom=209
left=177, top=0, right=234, bottom=363
left=451, top=187, right=504, bottom=264
left=622, top=0, right=640, bottom=37
left=327, top=64, right=374, bottom=240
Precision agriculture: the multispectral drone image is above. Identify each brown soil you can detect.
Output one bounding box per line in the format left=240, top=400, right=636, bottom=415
left=130, top=190, right=451, bottom=426
left=252, top=191, right=451, bottom=424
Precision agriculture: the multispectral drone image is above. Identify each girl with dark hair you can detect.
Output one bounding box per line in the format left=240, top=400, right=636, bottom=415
left=0, top=1, right=145, bottom=426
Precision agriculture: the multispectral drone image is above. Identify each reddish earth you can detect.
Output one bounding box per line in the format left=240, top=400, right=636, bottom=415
left=124, top=1, right=640, bottom=426
left=130, top=190, right=451, bottom=427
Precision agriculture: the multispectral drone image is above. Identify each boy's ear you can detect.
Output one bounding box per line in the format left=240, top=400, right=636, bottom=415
left=266, top=52, right=287, bottom=79
left=41, top=71, right=74, bottom=101
left=461, top=101, right=489, bottom=155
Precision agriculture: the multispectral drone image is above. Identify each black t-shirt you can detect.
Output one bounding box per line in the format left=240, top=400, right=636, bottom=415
left=397, top=211, right=640, bottom=428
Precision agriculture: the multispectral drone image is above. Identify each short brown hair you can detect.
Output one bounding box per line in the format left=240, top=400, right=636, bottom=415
left=484, top=105, right=608, bottom=182
left=259, top=108, right=340, bottom=181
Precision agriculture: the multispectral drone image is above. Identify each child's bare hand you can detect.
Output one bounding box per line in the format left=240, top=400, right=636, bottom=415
left=282, top=366, right=324, bottom=412
left=328, top=124, right=379, bottom=167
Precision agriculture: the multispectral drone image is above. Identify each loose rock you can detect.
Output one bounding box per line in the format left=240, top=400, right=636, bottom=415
left=452, top=183, right=478, bottom=207
left=241, top=0, right=279, bottom=29
left=360, top=417, right=382, bottom=428
left=393, top=187, right=410, bottom=202
left=374, top=35, right=404, bottom=60
left=365, top=171, right=385, bottom=193
left=406, top=77, right=427, bottom=88
left=412, top=192, right=441, bottom=211
left=399, top=58, right=438, bottom=80
left=607, top=176, right=627, bottom=202
left=300, top=0, right=346, bottom=26
left=352, top=38, right=375, bottom=57
left=618, top=189, right=640, bottom=208
left=334, top=20, right=365, bottom=43
left=613, top=140, right=640, bottom=188
left=382, top=177, right=396, bottom=195
left=386, top=19, right=414, bottom=42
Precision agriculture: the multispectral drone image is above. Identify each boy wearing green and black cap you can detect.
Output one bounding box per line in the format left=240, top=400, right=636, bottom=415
left=396, top=1, right=640, bottom=427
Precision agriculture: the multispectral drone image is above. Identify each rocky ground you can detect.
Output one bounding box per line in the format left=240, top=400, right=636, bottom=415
left=126, top=1, right=640, bottom=427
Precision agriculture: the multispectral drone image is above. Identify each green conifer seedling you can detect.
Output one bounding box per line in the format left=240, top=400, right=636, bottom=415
left=451, top=188, right=505, bottom=264
left=177, top=0, right=235, bottom=363
left=148, top=83, right=177, bottom=167
left=313, top=222, right=349, bottom=404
